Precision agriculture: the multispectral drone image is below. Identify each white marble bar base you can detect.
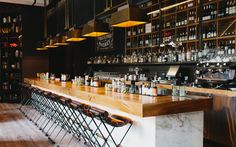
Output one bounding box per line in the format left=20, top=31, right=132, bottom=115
left=33, top=85, right=204, bottom=147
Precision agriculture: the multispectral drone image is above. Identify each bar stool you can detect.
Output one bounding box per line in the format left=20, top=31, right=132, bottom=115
left=102, top=114, right=133, bottom=146
left=87, top=106, right=133, bottom=147
left=39, top=92, right=60, bottom=133
left=24, top=87, right=42, bottom=121
left=84, top=106, right=110, bottom=147
left=42, top=93, right=64, bottom=144
left=34, top=91, right=53, bottom=127
left=19, top=85, right=34, bottom=116
left=67, top=100, right=97, bottom=147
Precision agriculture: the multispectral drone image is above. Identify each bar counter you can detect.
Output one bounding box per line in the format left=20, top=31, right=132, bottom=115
left=24, top=78, right=214, bottom=147
left=24, top=78, right=212, bottom=117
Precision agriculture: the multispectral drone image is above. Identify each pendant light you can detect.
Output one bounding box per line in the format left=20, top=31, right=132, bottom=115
left=66, top=28, right=86, bottom=42
left=82, top=20, right=109, bottom=37
left=110, top=4, right=147, bottom=28
left=53, top=33, right=69, bottom=46
left=35, top=0, right=48, bottom=51
left=52, top=0, right=70, bottom=46
left=82, top=0, right=109, bottom=37
left=65, top=0, right=86, bottom=42
left=45, top=37, right=58, bottom=48
left=36, top=41, right=48, bottom=51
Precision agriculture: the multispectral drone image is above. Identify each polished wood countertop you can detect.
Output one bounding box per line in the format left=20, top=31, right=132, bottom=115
left=157, top=84, right=236, bottom=97
left=24, top=78, right=212, bottom=117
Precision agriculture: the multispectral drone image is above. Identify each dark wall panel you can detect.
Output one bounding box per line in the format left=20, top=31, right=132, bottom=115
left=21, top=6, right=49, bottom=78
left=22, top=56, right=49, bottom=78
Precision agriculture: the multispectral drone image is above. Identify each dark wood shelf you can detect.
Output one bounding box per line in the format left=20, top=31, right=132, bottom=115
left=87, top=62, right=197, bottom=67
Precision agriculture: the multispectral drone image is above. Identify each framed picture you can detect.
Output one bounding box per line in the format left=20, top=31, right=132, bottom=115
left=96, top=30, right=114, bottom=52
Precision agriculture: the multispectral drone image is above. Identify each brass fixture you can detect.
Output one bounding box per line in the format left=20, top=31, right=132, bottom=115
left=82, top=19, right=109, bottom=37
left=110, top=5, right=147, bottom=28
left=36, top=41, right=48, bottom=51
left=66, top=28, right=86, bottom=42
left=53, top=34, right=69, bottom=46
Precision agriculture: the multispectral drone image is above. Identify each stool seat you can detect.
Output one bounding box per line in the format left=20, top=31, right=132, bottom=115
left=69, top=100, right=83, bottom=109
left=59, top=97, right=72, bottom=104
left=89, top=107, right=109, bottom=118
left=43, top=91, right=51, bottom=96
left=105, top=114, right=133, bottom=127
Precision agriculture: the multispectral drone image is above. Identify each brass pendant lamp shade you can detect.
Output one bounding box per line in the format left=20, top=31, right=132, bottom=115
left=36, top=41, right=48, bottom=51
left=45, top=37, right=58, bottom=48
left=110, top=6, right=147, bottom=28
left=66, top=28, right=86, bottom=42
left=53, top=34, right=69, bottom=46
left=82, top=19, right=109, bottom=37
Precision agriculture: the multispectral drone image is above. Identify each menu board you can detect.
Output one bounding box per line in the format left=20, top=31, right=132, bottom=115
left=96, top=31, right=114, bottom=52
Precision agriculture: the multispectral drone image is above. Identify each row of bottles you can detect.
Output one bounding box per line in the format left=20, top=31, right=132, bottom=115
left=225, top=0, right=236, bottom=15
left=126, top=34, right=161, bottom=48
left=202, top=3, right=217, bottom=21
left=90, top=39, right=236, bottom=65
left=176, top=15, right=187, bottom=27
left=202, top=23, right=217, bottom=39
left=1, top=15, right=22, bottom=34
left=2, top=15, right=22, bottom=24
left=218, top=39, right=235, bottom=55
left=176, top=31, right=188, bottom=42
left=188, top=10, right=198, bottom=23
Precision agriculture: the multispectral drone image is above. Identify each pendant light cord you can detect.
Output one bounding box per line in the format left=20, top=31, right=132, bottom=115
left=44, top=0, right=47, bottom=38
left=94, top=0, right=96, bottom=19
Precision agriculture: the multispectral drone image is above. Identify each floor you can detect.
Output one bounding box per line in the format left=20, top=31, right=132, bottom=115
left=0, top=103, right=82, bottom=147
left=0, top=103, right=230, bottom=147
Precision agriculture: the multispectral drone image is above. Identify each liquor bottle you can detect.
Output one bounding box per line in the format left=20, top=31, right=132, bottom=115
left=132, top=28, right=137, bottom=36
left=127, top=29, right=131, bottom=36
left=182, top=47, right=186, bottom=62
left=186, top=48, right=192, bottom=62
left=175, top=49, right=179, bottom=62
left=189, top=26, right=197, bottom=40
left=178, top=49, right=182, bottom=62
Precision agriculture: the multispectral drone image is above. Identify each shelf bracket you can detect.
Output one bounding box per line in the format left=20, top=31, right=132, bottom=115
left=220, top=18, right=236, bottom=37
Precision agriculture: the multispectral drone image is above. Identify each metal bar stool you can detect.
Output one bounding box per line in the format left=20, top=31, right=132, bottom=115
left=19, top=85, right=34, bottom=116
left=39, top=92, right=61, bottom=133
left=29, top=89, right=49, bottom=125
left=67, top=100, right=98, bottom=147
left=86, top=106, right=133, bottom=147
left=23, top=87, right=42, bottom=121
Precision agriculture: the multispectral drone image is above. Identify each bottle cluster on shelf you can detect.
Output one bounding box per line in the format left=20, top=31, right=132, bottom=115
left=202, top=3, right=217, bottom=21
left=1, top=15, right=22, bottom=34
left=202, top=23, right=217, bottom=39
left=201, top=39, right=236, bottom=63
left=126, top=0, right=236, bottom=58
left=0, top=13, right=23, bottom=103
left=90, top=38, right=236, bottom=65
left=218, top=0, right=236, bottom=18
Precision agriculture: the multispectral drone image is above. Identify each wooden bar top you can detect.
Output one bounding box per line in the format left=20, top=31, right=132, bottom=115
left=158, top=84, right=236, bottom=97
left=24, top=78, right=212, bottom=117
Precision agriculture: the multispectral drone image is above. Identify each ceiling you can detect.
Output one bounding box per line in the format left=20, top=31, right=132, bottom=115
left=0, top=0, right=48, bottom=7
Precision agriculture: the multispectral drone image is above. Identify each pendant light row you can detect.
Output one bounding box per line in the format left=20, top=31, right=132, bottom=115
left=36, top=3, right=147, bottom=51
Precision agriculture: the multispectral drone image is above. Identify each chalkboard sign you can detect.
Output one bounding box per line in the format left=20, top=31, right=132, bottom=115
left=96, top=31, right=114, bottom=52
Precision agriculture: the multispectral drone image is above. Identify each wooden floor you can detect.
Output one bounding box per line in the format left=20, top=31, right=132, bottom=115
left=0, top=103, right=81, bottom=147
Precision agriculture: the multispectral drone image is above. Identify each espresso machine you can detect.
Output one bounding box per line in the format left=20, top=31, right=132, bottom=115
left=195, top=62, right=236, bottom=89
